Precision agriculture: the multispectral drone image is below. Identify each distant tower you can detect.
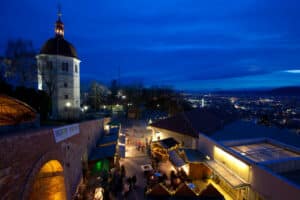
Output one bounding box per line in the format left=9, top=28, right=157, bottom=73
left=201, top=98, right=205, bottom=108
left=36, top=7, right=81, bottom=119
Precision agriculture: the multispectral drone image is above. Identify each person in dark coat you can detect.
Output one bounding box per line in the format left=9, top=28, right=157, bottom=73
left=131, top=175, right=137, bottom=188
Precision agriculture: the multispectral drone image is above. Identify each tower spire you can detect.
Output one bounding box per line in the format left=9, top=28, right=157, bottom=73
left=55, top=4, right=64, bottom=37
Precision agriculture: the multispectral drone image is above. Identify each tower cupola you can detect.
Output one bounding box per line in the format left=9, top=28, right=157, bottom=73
left=55, top=7, right=64, bottom=37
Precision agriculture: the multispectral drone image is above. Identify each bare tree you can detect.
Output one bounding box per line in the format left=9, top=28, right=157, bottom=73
left=37, top=56, right=57, bottom=100
left=4, top=39, right=37, bottom=88
left=87, top=81, right=110, bottom=110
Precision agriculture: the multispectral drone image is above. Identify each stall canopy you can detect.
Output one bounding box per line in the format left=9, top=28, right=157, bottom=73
left=174, top=182, right=198, bottom=197
left=199, top=184, right=225, bottom=199
left=183, top=149, right=205, bottom=163
left=0, top=95, right=37, bottom=126
left=97, top=134, right=118, bottom=147
left=158, top=138, right=179, bottom=150
left=89, top=144, right=117, bottom=161
left=119, top=145, right=125, bottom=158
left=146, top=183, right=170, bottom=196
left=169, top=150, right=186, bottom=167
left=119, top=135, right=126, bottom=145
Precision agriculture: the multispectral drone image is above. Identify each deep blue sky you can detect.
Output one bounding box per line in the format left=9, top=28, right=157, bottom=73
left=1, top=0, right=300, bottom=90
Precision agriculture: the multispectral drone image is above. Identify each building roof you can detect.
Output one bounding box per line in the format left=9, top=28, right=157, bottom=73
left=40, top=36, right=78, bottom=58
left=212, top=120, right=300, bottom=149
left=0, top=95, right=37, bottom=126
left=280, top=170, right=300, bottom=186
left=230, top=142, right=300, bottom=163
left=151, top=108, right=235, bottom=138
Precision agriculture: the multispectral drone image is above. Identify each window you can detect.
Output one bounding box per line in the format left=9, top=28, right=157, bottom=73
left=75, top=65, right=78, bottom=73
left=62, top=62, right=69, bottom=72
left=64, top=82, right=68, bottom=88
left=65, top=95, right=69, bottom=99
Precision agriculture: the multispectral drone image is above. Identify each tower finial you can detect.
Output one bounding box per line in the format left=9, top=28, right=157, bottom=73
left=55, top=3, right=64, bottom=37
left=57, top=3, right=62, bottom=18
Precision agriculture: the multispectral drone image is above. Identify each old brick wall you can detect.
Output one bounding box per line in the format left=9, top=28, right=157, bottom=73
left=0, top=118, right=107, bottom=200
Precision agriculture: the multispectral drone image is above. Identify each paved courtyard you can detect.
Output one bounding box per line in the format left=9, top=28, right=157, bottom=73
left=120, top=120, right=152, bottom=200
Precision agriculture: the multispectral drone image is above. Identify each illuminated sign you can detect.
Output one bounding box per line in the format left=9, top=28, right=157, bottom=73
left=53, top=124, right=80, bottom=143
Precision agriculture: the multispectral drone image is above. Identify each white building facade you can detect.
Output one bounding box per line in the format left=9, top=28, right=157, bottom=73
left=37, top=11, right=80, bottom=120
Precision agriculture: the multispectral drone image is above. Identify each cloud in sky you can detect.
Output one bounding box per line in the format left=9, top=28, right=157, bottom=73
left=284, top=69, right=300, bottom=74
left=1, top=0, right=300, bottom=90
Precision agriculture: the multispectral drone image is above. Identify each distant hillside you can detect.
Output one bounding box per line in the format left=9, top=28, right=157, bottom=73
left=206, top=86, right=300, bottom=96
left=269, top=86, right=300, bottom=96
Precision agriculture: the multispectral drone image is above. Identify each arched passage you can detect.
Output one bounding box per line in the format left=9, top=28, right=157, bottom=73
left=29, top=160, right=67, bottom=200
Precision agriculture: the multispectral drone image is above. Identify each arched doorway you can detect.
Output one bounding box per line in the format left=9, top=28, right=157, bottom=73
left=29, top=160, right=67, bottom=200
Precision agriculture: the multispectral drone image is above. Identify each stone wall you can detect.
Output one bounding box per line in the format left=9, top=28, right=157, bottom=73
left=0, top=118, right=106, bottom=200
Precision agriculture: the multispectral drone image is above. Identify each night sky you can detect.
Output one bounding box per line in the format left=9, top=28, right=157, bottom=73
left=1, top=0, right=300, bottom=90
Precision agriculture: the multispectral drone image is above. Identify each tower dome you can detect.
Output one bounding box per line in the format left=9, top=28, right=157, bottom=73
left=40, top=37, right=78, bottom=58
left=40, top=7, right=78, bottom=58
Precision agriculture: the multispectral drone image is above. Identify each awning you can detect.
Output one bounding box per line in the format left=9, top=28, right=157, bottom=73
left=89, top=144, right=117, bottom=161
left=183, top=149, right=205, bottom=163
left=169, top=150, right=185, bottom=167
left=205, top=160, right=249, bottom=189
left=97, top=134, right=118, bottom=146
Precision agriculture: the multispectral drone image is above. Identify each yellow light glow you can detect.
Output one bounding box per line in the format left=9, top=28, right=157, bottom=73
left=213, top=146, right=250, bottom=181
left=30, top=160, right=66, bottom=200
left=182, top=164, right=189, bottom=175
left=214, top=146, right=248, bottom=170
left=39, top=160, right=63, bottom=174
left=104, top=125, right=110, bottom=131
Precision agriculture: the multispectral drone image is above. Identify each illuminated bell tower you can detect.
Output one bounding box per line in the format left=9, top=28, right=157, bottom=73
left=37, top=7, right=81, bottom=120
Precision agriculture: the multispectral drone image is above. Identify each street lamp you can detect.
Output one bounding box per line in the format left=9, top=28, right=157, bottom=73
left=65, top=102, right=71, bottom=120
left=83, top=105, right=88, bottom=111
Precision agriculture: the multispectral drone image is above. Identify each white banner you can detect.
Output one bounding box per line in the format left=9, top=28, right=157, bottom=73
left=53, top=124, right=80, bottom=143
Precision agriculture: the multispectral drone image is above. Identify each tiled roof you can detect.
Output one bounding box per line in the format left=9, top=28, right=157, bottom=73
left=151, top=108, right=234, bottom=137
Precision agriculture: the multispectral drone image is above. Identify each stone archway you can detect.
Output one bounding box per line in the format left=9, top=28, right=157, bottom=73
left=29, top=160, right=67, bottom=200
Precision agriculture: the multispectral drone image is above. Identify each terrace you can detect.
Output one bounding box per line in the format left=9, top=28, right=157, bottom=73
left=230, top=142, right=300, bottom=163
